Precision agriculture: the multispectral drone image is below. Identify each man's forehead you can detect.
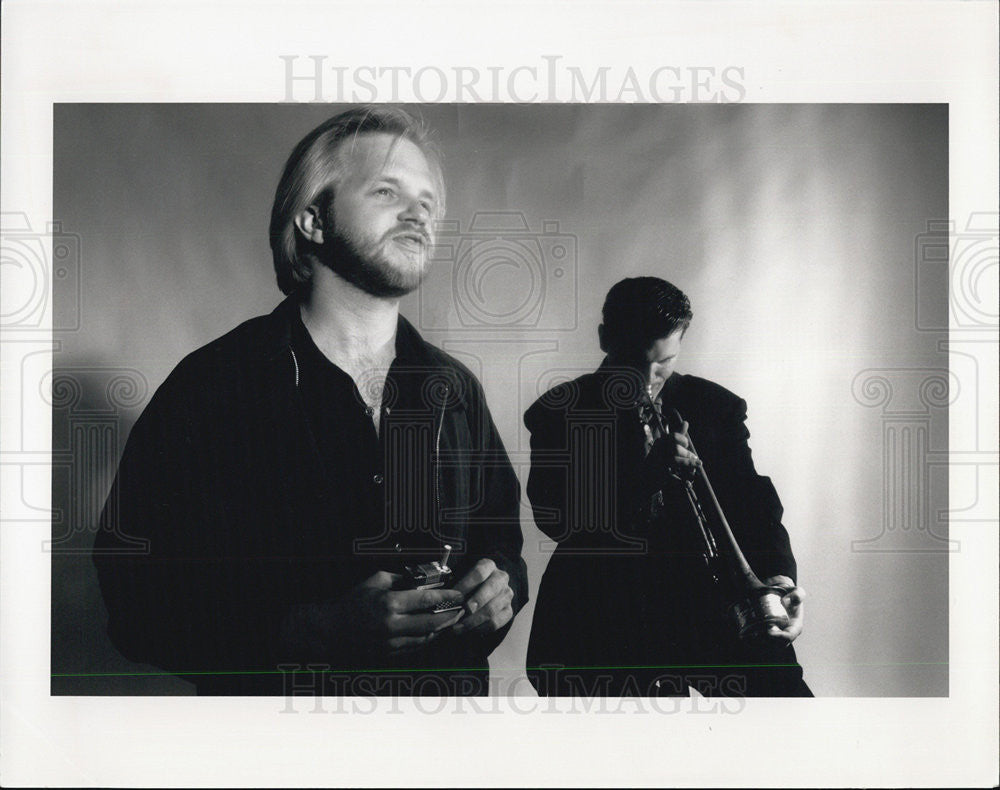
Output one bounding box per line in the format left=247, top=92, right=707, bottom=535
left=342, top=132, right=435, bottom=182
left=647, top=330, right=684, bottom=355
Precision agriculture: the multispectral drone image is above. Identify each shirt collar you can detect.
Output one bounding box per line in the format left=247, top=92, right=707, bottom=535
left=266, top=294, right=440, bottom=366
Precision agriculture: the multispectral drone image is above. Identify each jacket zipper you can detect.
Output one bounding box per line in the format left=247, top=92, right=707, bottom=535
left=435, top=385, right=448, bottom=532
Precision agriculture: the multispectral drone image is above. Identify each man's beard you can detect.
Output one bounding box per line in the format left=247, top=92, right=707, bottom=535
left=316, top=225, right=429, bottom=299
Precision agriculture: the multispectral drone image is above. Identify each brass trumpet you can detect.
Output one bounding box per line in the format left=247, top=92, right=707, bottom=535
left=638, top=388, right=790, bottom=640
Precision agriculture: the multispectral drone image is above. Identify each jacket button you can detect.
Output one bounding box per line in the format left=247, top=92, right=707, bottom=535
left=373, top=473, right=384, bottom=484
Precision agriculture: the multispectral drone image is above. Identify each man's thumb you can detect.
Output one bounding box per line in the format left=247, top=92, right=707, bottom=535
left=363, top=570, right=399, bottom=590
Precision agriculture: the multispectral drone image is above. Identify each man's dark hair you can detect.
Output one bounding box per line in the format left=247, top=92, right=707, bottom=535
left=268, top=106, right=445, bottom=295
left=601, top=276, right=693, bottom=352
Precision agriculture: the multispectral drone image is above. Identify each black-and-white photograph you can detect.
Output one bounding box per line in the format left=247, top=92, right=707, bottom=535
left=3, top=2, right=998, bottom=787
left=49, top=103, right=950, bottom=698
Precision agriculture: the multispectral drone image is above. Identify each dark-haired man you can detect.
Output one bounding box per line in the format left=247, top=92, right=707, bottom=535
left=525, top=277, right=810, bottom=697
left=93, top=107, right=527, bottom=695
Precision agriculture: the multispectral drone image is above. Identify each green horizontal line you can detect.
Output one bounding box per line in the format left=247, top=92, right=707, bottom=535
left=53, top=667, right=488, bottom=678
left=51, top=661, right=949, bottom=679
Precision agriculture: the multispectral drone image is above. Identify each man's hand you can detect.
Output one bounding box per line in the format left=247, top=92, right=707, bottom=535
left=644, top=419, right=702, bottom=474
left=763, top=575, right=805, bottom=643
left=281, top=571, right=465, bottom=658
left=449, top=558, right=514, bottom=635
left=350, top=571, right=466, bottom=653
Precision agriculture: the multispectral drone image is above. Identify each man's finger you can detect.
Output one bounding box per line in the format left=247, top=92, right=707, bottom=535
left=453, top=558, right=497, bottom=596
left=386, top=608, right=464, bottom=636
left=387, top=586, right=464, bottom=615
left=663, top=431, right=700, bottom=468
left=463, top=569, right=510, bottom=615
left=361, top=570, right=400, bottom=591
left=767, top=626, right=792, bottom=642
left=462, top=601, right=514, bottom=634
left=465, top=608, right=514, bottom=635
left=767, top=618, right=803, bottom=643
left=678, top=420, right=698, bottom=453
left=782, top=586, right=806, bottom=607
left=455, top=585, right=513, bottom=631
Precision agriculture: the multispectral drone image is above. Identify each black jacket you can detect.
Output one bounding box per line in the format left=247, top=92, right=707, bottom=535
left=93, top=297, right=527, bottom=695
left=523, top=365, right=807, bottom=696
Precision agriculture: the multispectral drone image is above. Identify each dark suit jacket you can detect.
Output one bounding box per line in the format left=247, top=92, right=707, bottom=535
left=523, top=363, right=807, bottom=697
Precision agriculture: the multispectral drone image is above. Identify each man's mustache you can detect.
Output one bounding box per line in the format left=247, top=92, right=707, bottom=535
left=389, top=227, right=432, bottom=246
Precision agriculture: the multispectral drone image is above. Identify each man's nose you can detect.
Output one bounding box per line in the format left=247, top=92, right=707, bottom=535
left=400, top=198, right=430, bottom=227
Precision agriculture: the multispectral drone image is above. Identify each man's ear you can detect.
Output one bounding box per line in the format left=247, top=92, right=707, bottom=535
left=293, top=204, right=326, bottom=244
left=598, top=323, right=608, bottom=353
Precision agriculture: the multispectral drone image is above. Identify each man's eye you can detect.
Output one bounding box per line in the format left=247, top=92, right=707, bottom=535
left=373, top=187, right=395, bottom=199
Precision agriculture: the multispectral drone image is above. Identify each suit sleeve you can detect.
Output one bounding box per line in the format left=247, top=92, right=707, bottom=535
left=708, top=396, right=797, bottom=583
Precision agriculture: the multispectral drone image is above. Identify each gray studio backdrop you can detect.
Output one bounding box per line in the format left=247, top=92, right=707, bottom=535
left=52, top=103, right=949, bottom=696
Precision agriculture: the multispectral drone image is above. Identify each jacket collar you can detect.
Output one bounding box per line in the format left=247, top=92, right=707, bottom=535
left=260, top=295, right=300, bottom=364
left=260, top=294, right=443, bottom=369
